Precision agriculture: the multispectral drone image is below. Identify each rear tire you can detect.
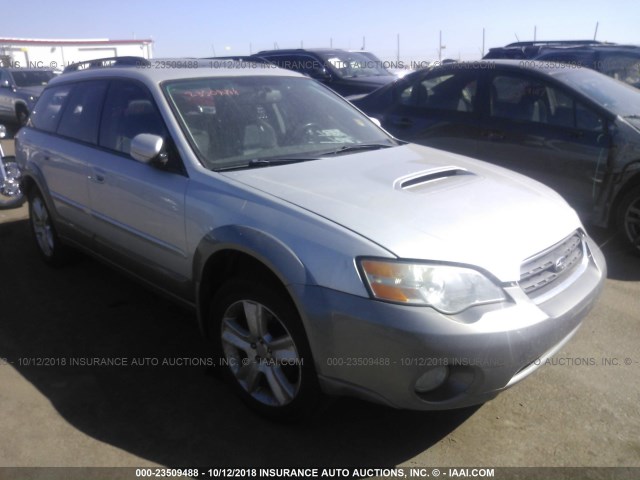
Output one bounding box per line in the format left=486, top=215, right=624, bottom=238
left=28, top=189, right=71, bottom=266
left=16, top=106, right=29, bottom=127
left=617, top=185, right=640, bottom=255
left=209, top=276, right=321, bottom=420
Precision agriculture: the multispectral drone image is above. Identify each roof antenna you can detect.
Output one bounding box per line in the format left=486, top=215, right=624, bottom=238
left=593, top=21, right=599, bottom=41
left=514, top=33, right=520, bottom=42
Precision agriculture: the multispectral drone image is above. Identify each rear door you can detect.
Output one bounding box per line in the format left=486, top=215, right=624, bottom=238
left=476, top=69, right=611, bottom=215
left=378, top=68, right=483, bottom=159
left=28, top=81, right=107, bottom=238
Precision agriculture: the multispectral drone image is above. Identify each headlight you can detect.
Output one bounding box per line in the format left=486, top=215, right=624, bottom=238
left=359, top=259, right=506, bottom=314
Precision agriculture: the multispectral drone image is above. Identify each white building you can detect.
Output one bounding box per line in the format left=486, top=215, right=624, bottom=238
left=0, top=37, right=153, bottom=70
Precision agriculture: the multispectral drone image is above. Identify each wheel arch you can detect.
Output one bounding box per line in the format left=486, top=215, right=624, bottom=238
left=611, top=164, right=640, bottom=228
left=193, top=225, right=310, bottom=340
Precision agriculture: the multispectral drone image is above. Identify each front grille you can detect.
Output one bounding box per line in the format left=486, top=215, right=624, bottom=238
left=519, top=231, right=584, bottom=296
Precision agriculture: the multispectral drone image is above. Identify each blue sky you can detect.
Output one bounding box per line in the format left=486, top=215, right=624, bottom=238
left=1, top=0, right=637, bottom=61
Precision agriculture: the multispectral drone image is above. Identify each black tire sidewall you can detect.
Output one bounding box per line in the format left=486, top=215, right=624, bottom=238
left=617, top=185, right=640, bottom=253
left=209, top=277, right=321, bottom=420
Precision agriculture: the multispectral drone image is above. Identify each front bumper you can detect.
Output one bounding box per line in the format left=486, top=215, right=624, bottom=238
left=291, top=235, right=606, bottom=410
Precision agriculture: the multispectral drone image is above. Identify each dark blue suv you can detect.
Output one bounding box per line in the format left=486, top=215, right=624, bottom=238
left=484, top=41, right=640, bottom=88
left=251, top=49, right=396, bottom=96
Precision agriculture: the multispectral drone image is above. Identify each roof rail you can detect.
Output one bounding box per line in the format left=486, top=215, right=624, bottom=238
left=504, top=40, right=603, bottom=48
left=203, top=55, right=273, bottom=64
left=62, top=56, right=150, bottom=73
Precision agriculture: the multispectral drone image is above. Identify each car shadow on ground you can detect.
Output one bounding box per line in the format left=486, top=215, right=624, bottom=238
left=586, top=226, right=640, bottom=281
left=0, top=218, right=478, bottom=468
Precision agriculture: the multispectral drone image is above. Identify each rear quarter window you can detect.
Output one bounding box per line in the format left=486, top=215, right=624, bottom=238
left=29, top=85, right=72, bottom=133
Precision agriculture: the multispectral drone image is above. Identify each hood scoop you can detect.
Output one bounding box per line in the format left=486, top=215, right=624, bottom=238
left=395, top=167, right=474, bottom=192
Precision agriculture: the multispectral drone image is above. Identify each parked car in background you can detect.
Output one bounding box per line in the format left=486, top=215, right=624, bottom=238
left=0, top=67, right=56, bottom=127
left=483, top=40, right=603, bottom=60
left=485, top=41, right=640, bottom=89
left=251, top=48, right=397, bottom=96
left=17, top=57, right=605, bottom=419
left=353, top=60, right=640, bottom=253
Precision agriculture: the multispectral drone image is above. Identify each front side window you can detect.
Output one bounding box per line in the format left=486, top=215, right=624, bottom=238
left=490, top=74, right=605, bottom=131
left=99, top=80, right=166, bottom=155
left=164, top=76, right=395, bottom=170
left=29, top=85, right=72, bottom=133
left=57, top=80, right=108, bottom=144
left=398, top=72, right=477, bottom=112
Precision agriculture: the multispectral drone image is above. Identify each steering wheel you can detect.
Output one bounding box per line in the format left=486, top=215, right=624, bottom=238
left=287, top=122, right=322, bottom=144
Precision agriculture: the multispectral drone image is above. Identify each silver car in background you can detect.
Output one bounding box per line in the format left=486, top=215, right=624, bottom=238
left=16, top=58, right=606, bottom=419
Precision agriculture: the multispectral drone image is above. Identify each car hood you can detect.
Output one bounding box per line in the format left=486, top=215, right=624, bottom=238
left=222, top=144, right=581, bottom=282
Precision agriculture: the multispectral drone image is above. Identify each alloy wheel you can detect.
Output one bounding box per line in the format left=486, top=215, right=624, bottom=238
left=220, top=299, right=302, bottom=407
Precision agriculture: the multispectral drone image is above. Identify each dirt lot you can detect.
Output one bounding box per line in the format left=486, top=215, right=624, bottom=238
left=0, top=202, right=639, bottom=475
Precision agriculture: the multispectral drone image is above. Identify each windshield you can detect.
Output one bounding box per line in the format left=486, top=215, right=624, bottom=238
left=554, top=67, right=640, bottom=116
left=164, top=76, right=395, bottom=170
left=321, top=51, right=392, bottom=78
left=10, top=70, right=55, bottom=87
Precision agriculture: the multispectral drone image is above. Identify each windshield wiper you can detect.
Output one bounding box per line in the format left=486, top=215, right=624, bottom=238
left=320, top=143, right=394, bottom=156
left=215, top=157, right=318, bottom=171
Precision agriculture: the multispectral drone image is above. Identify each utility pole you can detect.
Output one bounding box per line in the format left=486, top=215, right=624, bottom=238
left=439, top=31, right=446, bottom=61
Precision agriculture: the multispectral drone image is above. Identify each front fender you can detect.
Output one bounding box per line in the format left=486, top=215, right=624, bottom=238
left=192, top=224, right=310, bottom=336
left=193, top=224, right=309, bottom=287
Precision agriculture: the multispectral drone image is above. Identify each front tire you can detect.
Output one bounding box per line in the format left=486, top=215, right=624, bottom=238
left=210, top=277, right=321, bottom=420
left=16, top=106, right=29, bottom=127
left=617, top=185, right=640, bottom=255
left=28, top=189, right=70, bottom=266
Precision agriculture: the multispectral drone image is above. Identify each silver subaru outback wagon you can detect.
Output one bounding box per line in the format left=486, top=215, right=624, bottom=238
left=16, top=57, right=606, bottom=419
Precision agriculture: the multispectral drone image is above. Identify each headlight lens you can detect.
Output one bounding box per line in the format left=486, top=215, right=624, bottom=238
left=359, top=259, right=506, bottom=314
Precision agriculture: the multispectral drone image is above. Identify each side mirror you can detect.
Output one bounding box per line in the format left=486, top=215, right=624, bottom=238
left=130, top=133, right=166, bottom=165
left=310, top=67, right=332, bottom=81
left=369, top=117, right=382, bottom=128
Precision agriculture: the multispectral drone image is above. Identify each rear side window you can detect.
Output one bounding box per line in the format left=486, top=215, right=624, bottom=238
left=99, top=80, right=166, bottom=155
left=398, top=71, right=477, bottom=112
left=57, top=80, right=108, bottom=144
left=30, top=85, right=72, bottom=133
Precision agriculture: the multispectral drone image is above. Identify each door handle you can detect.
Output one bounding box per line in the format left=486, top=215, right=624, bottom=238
left=90, top=168, right=106, bottom=184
